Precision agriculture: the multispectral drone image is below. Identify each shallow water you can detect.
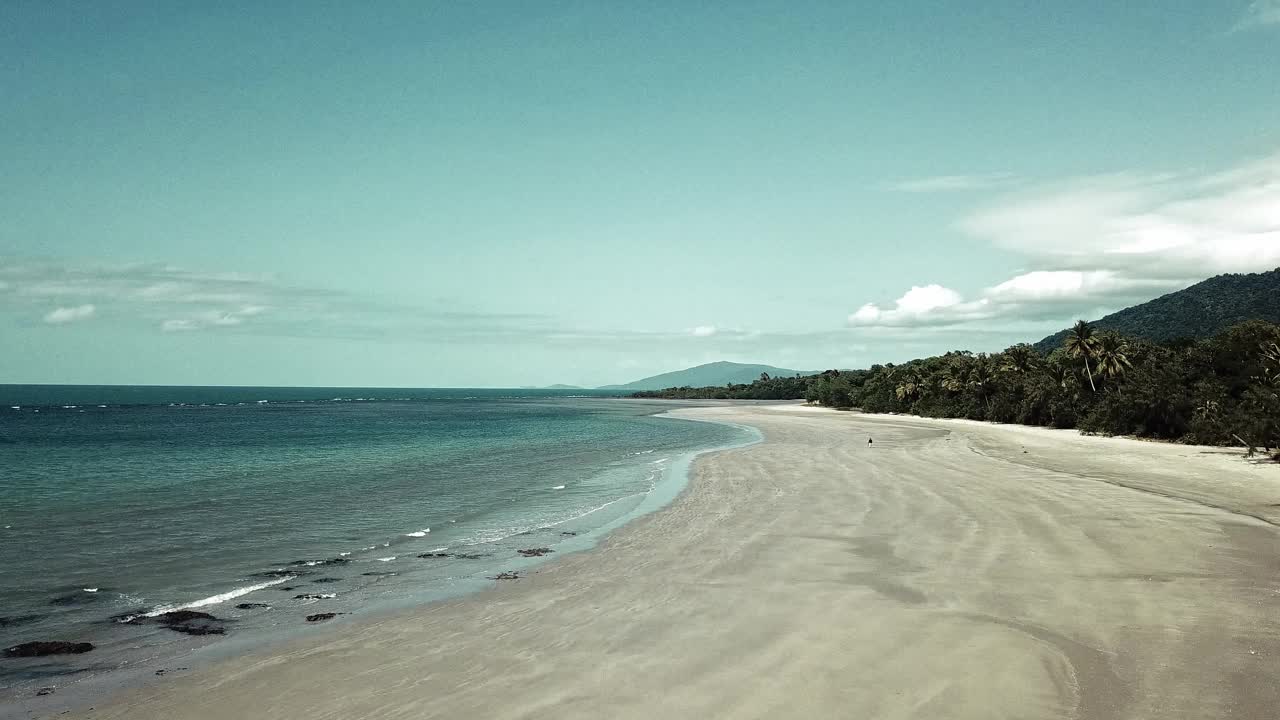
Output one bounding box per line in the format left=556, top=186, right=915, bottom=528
left=0, top=388, right=752, bottom=700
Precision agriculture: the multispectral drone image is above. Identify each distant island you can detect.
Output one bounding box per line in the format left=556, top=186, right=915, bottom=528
left=596, top=361, right=814, bottom=392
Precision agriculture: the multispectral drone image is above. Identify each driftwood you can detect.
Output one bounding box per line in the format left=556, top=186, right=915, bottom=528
left=1232, top=434, right=1258, bottom=458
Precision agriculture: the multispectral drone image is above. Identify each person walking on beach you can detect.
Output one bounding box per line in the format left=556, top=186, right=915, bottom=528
left=868, top=437, right=873, bottom=446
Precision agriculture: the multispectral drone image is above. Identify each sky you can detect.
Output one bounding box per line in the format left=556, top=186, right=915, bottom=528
left=2, top=1, right=1279, bottom=388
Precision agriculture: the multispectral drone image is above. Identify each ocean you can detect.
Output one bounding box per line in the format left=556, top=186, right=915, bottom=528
left=0, top=386, right=755, bottom=704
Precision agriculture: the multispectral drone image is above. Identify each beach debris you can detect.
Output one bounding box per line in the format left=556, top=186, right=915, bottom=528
left=305, top=612, right=341, bottom=622
left=517, top=548, right=554, bottom=557
left=311, top=577, right=342, bottom=583
left=492, top=571, right=521, bottom=580
left=235, top=603, right=270, bottom=610
left=4, top=641, right=95, bottom=658
left=154, top=610, right=226, bottom=636
left=417, top=552, right=451, bottom=558
left=36, top=686, right=55, bottom=696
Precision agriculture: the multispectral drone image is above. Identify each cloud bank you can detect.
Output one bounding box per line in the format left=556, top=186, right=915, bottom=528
left=0, top=259, right=543, bottom=339
left=1236, top=0, right=1280, bottom=30
left=851, top=152, right=1280, bottom=330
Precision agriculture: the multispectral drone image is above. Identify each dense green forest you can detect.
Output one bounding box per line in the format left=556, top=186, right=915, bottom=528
left=633, top=320, right=1280, bottom=456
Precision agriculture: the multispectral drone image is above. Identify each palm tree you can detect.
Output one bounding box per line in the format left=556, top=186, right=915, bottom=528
left=940, top=362, right=968, bottom=394
left=1260, top=341, right=1280, bottom=388
left=1000, top=344, right=1040, bottom=375
left=894, top=372, right=924, bottom=403
left=968, top=356, right=998, bottom=414
left=1045, top=354, right=1076, bottom=392
left=1093, top=333, right=1133, bottom=384
left=1064, top=320, right=1100, bottom=392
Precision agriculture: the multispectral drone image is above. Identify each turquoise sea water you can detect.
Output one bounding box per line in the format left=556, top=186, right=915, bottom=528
left=0, top=386, right=753, bottom=703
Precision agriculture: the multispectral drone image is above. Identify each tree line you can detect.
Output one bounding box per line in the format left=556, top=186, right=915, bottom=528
left=633, top=320, right=1280, bottom=456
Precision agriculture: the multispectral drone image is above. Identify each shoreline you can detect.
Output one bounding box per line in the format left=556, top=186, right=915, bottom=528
left=1, top=406, right=761, bottom=719
left=32, top=404, right=1280, bottom=719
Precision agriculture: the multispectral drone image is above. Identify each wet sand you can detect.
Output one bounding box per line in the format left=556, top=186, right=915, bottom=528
left=56, top=405, right=1280, bottom=719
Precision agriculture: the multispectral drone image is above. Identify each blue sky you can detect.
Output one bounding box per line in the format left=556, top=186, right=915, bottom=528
left=3, top=1, right=1279, bottom=387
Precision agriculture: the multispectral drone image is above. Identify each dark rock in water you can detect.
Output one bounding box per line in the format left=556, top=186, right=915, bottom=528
left=255, top=569, right=302, bottom=578
left=417, top=553, right=450, bottom=559
left=49, top=592, right=97, bottom=606
left=164, top=623, right=224, bottom=636
left=305, top=612, right=339, bottom=622
left=311, top=577, right=341, bottom=583
left=293, top=594, right=333, bottom=600
left=235, top=603, right=270, bottom=610
left=36, top=686, right=55, bottom=696
left=155, top=669, right=167, bottom=676
left=491, top=571, right=520, bottom=580
left=360, top=571, right=396, bottom=576
left=560, top=531, right=578, bottom=536
left=0, top=613, right=47, bottom=628
left=517, top=548, right=553, bottom=557
left=4, top=641, right=95, bottom=658
left=155, top=610, right=216, bottom=624
left=153, top=610, right=225, bottom=636
left=276, top=586, right=299, bottom=592
left=290, top=557, right=349, bottom=567
left=452, top=553, right=491, bottom=560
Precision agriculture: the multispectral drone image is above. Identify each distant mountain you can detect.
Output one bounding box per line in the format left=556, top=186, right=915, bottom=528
left=543, top=384, right=583, bottom=390
left=599, top=361, right=815, bottom=391
left=1034, top=268, right=1280, bottom=353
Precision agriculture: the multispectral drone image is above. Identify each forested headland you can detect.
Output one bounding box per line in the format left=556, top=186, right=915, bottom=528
left=632, top=320, right=1280, bottom=457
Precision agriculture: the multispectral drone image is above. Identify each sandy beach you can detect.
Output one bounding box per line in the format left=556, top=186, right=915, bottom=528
left=57, top=404, right=1280, bottom=719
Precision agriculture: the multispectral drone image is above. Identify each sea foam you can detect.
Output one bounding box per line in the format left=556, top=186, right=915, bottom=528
left=140, top=576, right=294, bottom=618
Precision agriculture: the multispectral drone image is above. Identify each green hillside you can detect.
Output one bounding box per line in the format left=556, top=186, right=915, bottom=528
left=1035, top=268, right=1280, bottom=353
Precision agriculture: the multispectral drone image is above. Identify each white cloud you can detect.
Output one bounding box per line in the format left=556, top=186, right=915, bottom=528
left=886, top=173, right=1016, bottom=193
left=959, top=157, right=1280, bottom=277
left=850, top=151, right=1280, bottom=330
left=690, top=325, right=718, bottom=337
left=43, top=304, right=96, bottom=324
left=159, top=306, right=271, bottom=331
left=1236, top=0, right=1280, bottom=30
left=848, top=285, right=996, bottom=328
left=161, top=319, right=198, bottom=332
left=982, top=270, right=1183, bottom=304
